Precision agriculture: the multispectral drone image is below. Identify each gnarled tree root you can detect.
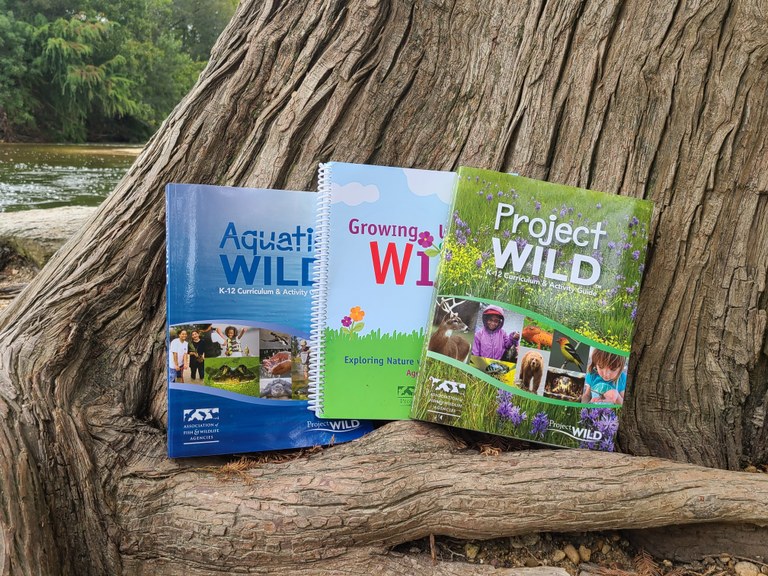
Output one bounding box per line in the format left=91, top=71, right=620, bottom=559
left=113, top=421, right=768, bottom=574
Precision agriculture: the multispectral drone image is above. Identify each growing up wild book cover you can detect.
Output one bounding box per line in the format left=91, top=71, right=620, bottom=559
left=411, top=167, right=653, bottom=450
left=310, top=162, right=456, bottom=420
left=166, top=183, right=372, bottom=457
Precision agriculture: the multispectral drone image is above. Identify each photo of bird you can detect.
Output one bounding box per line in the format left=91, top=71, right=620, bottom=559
left=556, top=336, right=584, bottom=372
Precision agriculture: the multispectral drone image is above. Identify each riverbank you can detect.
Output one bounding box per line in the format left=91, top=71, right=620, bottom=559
left=0, top=206, right=96, bottom=307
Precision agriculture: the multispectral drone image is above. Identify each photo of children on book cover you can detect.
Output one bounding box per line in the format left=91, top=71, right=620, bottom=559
left=169, top=323, right=310, bottom=401
left=412, top=166, right=652, bottom=451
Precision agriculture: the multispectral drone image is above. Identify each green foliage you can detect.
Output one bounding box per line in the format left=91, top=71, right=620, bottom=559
left=0, top=4, right=36, bottom=134
left=0, top=0, right=235, bottom=142
left=170, top=0, right=238, bottom=60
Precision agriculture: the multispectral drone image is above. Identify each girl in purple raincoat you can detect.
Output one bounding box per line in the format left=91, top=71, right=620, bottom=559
left=472, top=306, right=519, bottom=361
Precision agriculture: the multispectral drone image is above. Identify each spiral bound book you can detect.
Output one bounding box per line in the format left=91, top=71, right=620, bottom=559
left=166, top=183, right=373, bottom=457
left=309, top=162, right=457, bottom=420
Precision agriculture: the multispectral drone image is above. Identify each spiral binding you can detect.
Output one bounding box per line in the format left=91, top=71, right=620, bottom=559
left=308, top=162, right=332, bottom=417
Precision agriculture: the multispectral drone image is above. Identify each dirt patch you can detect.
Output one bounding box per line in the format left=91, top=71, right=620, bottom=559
left=395, top=530, right=767, bottom=575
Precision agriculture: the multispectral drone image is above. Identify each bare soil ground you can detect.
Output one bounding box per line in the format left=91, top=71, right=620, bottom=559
left=0, top=254, right=36, bottom=309
left=395, top=531, right=767, bottom=576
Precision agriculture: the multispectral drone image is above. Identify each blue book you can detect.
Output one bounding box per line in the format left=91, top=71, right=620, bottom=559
left=166, top=183, right=373, bottom=457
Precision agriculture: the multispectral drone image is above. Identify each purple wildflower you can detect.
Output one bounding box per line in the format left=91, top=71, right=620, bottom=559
left=630, top=306, right=637, bottom=320
left=497, top=401, right=514, bottom=420
left=530, top=412, right=549, bottom=437
left=475, top=258, right=483, bottom=268
left=508, top=405, right=527, bottom=427
left=503, top=229, right=511, bottom=238
left=596, top=202, right=602, bottom=209
left=632, top=250, right=640, bottom=260
left=626, top=286, right=635, bottom=294
left=560, top=207, right=567, bottom=217
left=599, top=438, right=616, bottom=452
left=597, top=412, right=619, bottom=436
left=607, top=241, right=616, bottom=250
left=515, top=237, right=528, bottom=250
left=534, top=201, right=541, bottom=211
left=486, top=193, right=494, bottom=201
left=639, top=263, right=645, bottom=273
left=341, top=316, right=352, bottom=327
left=444, top=250, right=453, bottom=262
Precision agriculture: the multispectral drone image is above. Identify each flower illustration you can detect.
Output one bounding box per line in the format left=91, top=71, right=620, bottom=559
left=341, top=306, right=365, bottom=336
left=418, top=231, right=434, bottom=248
left=349, top=306, right=365, bottom=322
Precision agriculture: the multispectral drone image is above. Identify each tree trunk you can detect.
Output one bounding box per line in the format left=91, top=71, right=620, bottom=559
left=0, top=0, right=766, bottom=574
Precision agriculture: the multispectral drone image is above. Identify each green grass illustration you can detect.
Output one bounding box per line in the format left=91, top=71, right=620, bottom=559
left=322, top=327, right=425, bottom=418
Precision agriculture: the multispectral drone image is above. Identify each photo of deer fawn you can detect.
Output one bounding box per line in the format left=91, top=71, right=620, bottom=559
left=428, top=298, right=473, bottom=362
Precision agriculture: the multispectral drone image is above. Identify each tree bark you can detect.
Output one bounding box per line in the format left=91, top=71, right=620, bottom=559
left=0, top=0, right=766, bottom=574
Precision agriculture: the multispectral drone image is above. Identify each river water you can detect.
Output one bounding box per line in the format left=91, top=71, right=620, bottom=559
left=0, top=143, right=142, bottom=212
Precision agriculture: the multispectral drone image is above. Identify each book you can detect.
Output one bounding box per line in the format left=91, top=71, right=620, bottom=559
left=166, top=183, right=373, bottom=457
left=411, top=167, right=653, bottom=451
left=309, top=162, right=457, bottom=420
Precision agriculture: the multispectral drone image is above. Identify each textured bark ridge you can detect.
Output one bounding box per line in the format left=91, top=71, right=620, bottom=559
left=0, top=0, right=766, bottom=574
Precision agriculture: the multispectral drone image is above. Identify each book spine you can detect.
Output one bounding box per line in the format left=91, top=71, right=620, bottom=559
left=308, top=163, right=332, bottom=416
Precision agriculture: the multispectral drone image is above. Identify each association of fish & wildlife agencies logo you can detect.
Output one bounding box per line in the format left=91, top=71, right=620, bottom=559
left=182, top=407, right=221, bottom=444
left=398, top=384, right=415, bottom=403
